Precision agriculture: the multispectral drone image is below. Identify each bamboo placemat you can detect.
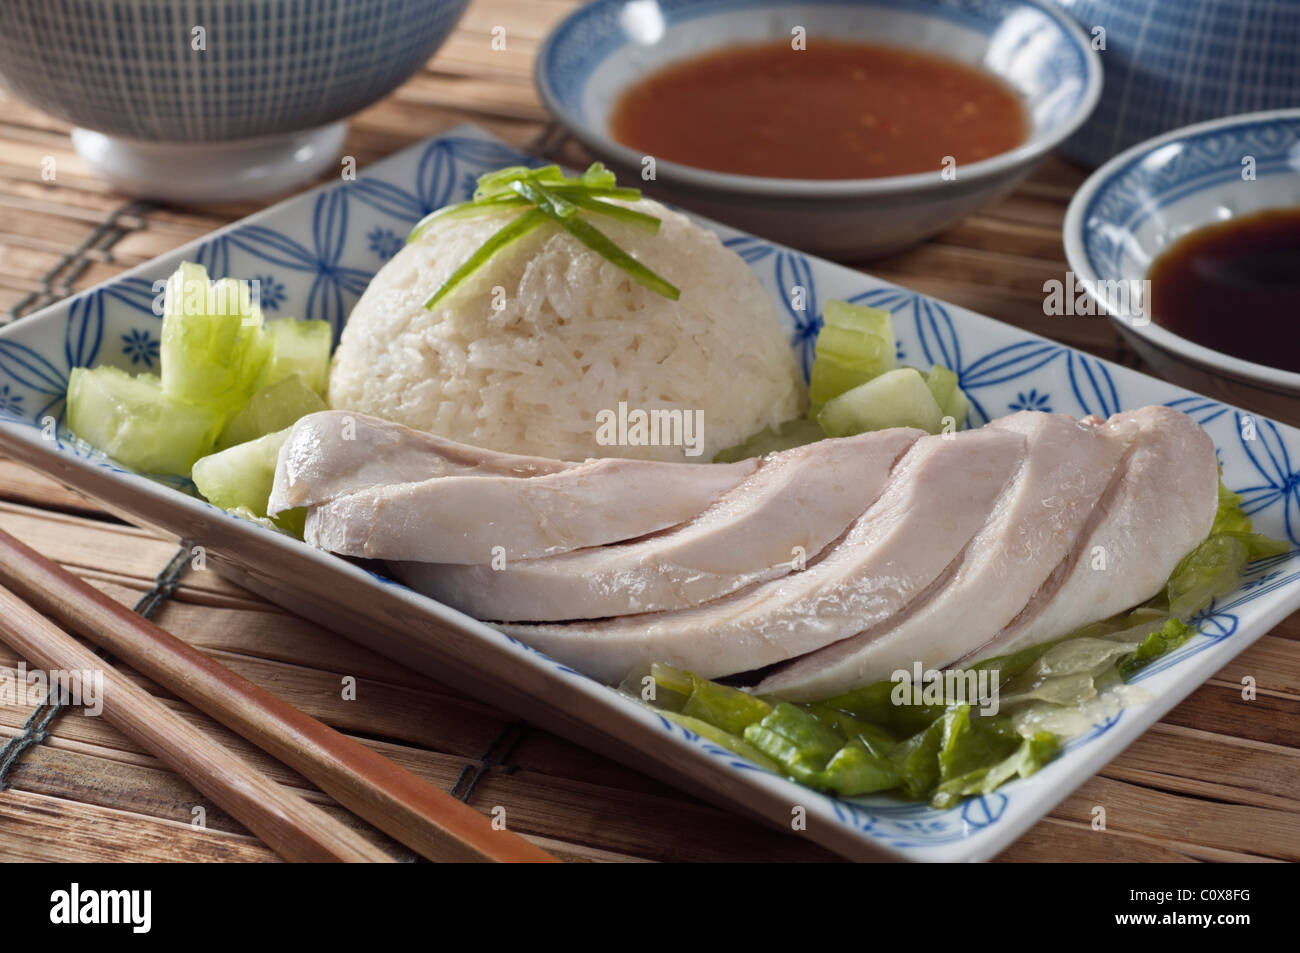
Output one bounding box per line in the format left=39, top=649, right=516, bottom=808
left=0, top=0, right=1296, bottom=863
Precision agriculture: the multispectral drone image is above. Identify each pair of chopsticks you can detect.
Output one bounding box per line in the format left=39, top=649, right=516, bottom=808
left=0, top=528, right=556, bottom=863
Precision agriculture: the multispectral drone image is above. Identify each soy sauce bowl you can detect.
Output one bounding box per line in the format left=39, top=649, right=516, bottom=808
left=535, top=0, right=1101, bottom=260
left=1064, top=109, right=1300, bottom=426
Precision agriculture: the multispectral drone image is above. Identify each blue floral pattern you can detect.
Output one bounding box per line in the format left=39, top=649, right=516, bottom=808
left=0, top=384, right=22, bottom=416
left=254, top=274, right=286, bottom=312
left=120, top=328, right=159, bottom=368
left=366, top=227, right=403, bottom=261
left=1008, top=389, right=1052, bottom=413
left=0, top=126, right=1296, bottom=860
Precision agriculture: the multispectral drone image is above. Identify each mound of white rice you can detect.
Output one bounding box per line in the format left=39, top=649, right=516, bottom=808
left=328, top=196, right=806, bottom=462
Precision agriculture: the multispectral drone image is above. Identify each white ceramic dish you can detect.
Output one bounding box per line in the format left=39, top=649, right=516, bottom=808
left=1, top=125, right=1296, bottom=862
left=1064, top=109, right=1300, bottom=428
left=535, top=0, right=1102, bottom=259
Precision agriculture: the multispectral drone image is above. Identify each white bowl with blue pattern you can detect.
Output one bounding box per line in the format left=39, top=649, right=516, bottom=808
left=0, top=0, right=468, bottom=201
left=1064, top=109, right=1300, bottom=428
left=1, top=125, right=1296, bottom=861
left=1050, top=0, right=1300, bottom=167
left=535, top=0, right=1102, bottom=259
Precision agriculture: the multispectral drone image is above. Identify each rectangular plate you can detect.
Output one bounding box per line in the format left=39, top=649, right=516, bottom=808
left=1, top=125, right=1297, bottom=862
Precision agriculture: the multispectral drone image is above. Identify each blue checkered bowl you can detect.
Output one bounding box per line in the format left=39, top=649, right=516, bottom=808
left=0, top=0, right=469, bottom=142
left=1050, top=0, right=1300, bottom=167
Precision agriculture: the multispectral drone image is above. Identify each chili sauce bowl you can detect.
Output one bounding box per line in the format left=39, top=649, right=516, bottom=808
left=1064, top=109, right=1300, bottom=427
left=535, top=0, right=1102, bottom=260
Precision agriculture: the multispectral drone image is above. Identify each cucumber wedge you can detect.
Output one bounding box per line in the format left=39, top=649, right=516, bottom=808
left=264, top=317, right=332, bottom=396
left=192, top=427, right=303, bottom=535
left=817, top=367, right=944, bottom=437
left=161, top=262, right=271, bottom=415
left=924, top=364, right=970, bottom=427
left=215, top=375, right=326, bottom=451
left=808, top=300, right=896, bottom=410
left=66, top=366, right=223, bottom=475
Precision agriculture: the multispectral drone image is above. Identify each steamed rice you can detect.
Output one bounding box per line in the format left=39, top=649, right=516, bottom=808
left=327, top=197, right=806, bottom=462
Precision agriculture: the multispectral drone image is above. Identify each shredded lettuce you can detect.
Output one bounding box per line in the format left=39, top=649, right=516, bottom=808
left=629, top=479, right=1289, bottom=807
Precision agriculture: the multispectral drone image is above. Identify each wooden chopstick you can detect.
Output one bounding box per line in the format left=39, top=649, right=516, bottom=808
left=0, top=582, right=390, bottom=862
left=0, top=528, right=557, bottom=863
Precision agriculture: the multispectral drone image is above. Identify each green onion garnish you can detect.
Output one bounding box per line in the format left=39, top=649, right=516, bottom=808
left=410, top=163, right=680, bottom=309
left=422, top=207, right=548, bottom=310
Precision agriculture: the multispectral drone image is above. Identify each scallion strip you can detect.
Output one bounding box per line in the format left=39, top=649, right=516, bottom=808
left=421, top=207, right=548, bottom=310
left=549, top=185, right=643, bottom=202
left=407, top=194, right=529, bottom=243
left=474, top=164, right=560, bottom=198
left=510, top=178, right=578, bottom=219
left=566, top=194, right=661, bottom=233
left=547, top=211, right=680, bottom=300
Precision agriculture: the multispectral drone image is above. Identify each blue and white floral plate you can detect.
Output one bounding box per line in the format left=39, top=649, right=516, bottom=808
left=1, top=126, right=1297, bottom=862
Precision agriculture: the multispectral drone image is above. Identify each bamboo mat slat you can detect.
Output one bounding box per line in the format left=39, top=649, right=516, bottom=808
left=0, top=0, right=1295, bottom=863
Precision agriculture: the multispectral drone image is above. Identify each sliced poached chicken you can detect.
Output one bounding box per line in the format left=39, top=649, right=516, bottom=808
left=755, top=410, right=1140, bottom=700
left=499, top=426, right=1027, bottom=682
left=951, top=404, right=1218, bottom=666
left=302, top=454, right=758, bottom=563
left=282, top=406, right=1220, bottom=694
left=393, top=427, right=923, bottom=619
left=269, top=410, right=574, bottom=516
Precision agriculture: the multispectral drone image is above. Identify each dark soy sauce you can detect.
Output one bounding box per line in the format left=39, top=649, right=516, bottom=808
left=1148, top=207, right=1300, bottom=374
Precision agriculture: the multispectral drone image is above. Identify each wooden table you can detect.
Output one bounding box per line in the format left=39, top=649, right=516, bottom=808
left=0, top=0, right=1296, bottom=863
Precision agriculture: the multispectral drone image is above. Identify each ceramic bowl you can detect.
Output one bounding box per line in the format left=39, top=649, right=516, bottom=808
left=0, top=0, right=469, bottom=201
left=1064, top=109, right=1300, bottom=427
left=1051, top=0, right=1300, bottom=167
left=535, top=0, right=1102, bottom=260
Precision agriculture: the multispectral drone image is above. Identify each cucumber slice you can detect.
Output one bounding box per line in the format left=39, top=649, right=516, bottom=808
left=808, top=300, right=896, bottom=409
left=160, top=262, right=271, bottom=415
left=192, top=427, right=303, bottom=535
left=817, top=367, right=944, bottom=437
left=924, top=364, right=970, bottom=428
left=215, top=375, right=326, bottom=451
left=264, top=317, right=332, bottom=396
left=66, top=366, right=223, bottom=475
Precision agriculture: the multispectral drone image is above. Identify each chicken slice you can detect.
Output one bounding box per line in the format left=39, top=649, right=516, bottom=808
left=951, top=404, right=1218, bottom=667
left=499, top=426, right=1026, bottom=683
left=394, top=427, right=924, bottom=620
left=303, top=454, right=759, bottom=563
left=269, top=410, right=575, bottom=516
left=755, top=411, right=1139, bottom=700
